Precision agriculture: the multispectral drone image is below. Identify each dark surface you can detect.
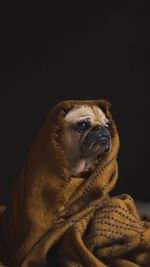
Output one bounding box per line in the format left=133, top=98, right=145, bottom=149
left=0, top=5, right=150, bottom=204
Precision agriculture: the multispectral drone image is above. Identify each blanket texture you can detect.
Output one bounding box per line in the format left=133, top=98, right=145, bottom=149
left=0, top=99, right=150, bottom=267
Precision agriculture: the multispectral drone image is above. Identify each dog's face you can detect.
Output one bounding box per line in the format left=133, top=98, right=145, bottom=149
left=59, top=104, right=112, bottom=176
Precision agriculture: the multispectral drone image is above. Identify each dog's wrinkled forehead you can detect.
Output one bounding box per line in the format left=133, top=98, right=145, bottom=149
left=64, top=104, right=109, bottom=125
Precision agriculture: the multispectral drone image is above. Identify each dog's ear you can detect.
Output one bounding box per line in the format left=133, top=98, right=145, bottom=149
left=62, top=107, right=71, bottom=116
left=97, top=100, right=111, bottom=115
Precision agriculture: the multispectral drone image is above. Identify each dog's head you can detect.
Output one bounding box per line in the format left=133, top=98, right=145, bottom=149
left=59, top=104, right=112, bottom=176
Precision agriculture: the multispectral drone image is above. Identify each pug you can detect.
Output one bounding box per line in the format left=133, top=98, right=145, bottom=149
left=59, top=104, right=112, bottom=176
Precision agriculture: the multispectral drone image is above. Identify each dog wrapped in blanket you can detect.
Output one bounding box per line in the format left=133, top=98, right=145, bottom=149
left=0, top=99, right=150, bottom=267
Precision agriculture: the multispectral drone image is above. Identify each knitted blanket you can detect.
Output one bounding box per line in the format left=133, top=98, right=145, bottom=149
left=0, top=99, right=150, bottom=267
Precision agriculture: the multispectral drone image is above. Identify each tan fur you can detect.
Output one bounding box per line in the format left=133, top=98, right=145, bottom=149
left=59, top=105, right=109, bottom=176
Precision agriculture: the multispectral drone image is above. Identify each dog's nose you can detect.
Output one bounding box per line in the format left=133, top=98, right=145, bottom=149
left=92, top=125, right=106, bottom=134
left=92, top=125, right=110, bottom=145
left=92, top=125, right=101, bottom=132
left=92, top=125, right=107, bottom=135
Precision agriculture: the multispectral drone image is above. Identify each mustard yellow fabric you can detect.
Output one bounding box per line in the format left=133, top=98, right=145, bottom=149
left=0, top=99, right=150, bottom=267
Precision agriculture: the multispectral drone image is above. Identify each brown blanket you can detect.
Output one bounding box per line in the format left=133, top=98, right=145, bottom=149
left=0, top=99, right=150, bottom=267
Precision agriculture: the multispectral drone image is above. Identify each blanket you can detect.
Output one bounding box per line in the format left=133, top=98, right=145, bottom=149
left=0, top=99, right=150, bottom=267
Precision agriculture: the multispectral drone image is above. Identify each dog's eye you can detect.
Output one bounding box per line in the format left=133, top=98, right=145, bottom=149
left=74, top=120, right=91, bottom=133
left=105, top=122, right=111, bottom=129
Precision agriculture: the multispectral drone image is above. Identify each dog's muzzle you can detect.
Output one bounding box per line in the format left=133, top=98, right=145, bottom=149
left=80, top=125, right=111, bottom=156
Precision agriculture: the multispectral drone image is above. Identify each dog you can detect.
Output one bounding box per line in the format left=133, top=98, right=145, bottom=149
left=59, top=104, right=112, bottom=176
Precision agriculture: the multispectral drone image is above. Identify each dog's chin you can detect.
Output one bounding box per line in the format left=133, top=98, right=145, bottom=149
left=80, top=140, right=111, bottom=159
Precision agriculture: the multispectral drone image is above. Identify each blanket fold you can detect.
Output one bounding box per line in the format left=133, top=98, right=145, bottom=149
left=0, top=99, right=150, bottom=267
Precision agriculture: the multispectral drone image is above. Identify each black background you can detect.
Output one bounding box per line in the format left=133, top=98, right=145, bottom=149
left=0, top=4, right=150, bottom=204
